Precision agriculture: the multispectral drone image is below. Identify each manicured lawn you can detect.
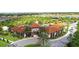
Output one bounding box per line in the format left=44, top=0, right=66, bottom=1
left=0, top=35, right=19, bottom=41
left=0, top=33, right=21, bottom=47
left=0, top=40, right=9, bottom=47
left=0, top=32, right=21, bottom=41
left=25, top=44, right=41, bottom=47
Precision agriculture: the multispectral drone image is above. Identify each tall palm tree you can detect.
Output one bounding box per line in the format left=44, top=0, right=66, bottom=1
left=38, top=31, right=49, bottom=47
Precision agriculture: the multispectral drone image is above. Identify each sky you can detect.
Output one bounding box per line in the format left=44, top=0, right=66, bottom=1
left=0, top=0, right=79, bottom=13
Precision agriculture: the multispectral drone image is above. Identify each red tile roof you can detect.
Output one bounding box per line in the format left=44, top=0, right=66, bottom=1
left=11, top=25, right=25, bottom=33
left=31, top=23, right=40, bottom=28
left=46, top=24, right=61, bottom=33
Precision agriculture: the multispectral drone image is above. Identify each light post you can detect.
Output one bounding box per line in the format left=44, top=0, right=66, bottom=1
left=68, top=27, right=73, bottom=40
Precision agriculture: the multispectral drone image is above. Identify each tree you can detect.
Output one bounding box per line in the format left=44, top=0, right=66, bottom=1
left=68, top=31, right=79, bottom=47
left=38, top=31, right=49, bottom=47
left=67, top=22, right=79, bottom=47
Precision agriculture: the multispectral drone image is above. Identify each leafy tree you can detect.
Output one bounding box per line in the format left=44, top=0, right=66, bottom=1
left=67, top=22, right=79, bottom=47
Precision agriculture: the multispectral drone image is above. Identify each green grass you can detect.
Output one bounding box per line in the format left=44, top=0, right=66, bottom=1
left=0, top=33, right=21, bottom=47
left=0, top=32, right=21, bottom=41
left=67, top=22, right=79, bottom=47
left=0, top=34, right=21, bottom=41
left=25, top=44, right=41, bottom=47
left=0, top=40, right=9, bottom=47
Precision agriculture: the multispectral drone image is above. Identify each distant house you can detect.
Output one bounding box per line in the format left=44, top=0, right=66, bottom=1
left=31, top=23, right=40, bottom=37
left=10, top=25, right=26, bottom=37
left=2, top=26, right=9, bottom=31
left=45, top=21, right=65, bottom=38
left=66, top=16, right=72, bottom=18
left=52, top=16, right=59, bottom=19
left=31, top=23, right=40, bottom=32
left=11, top=25, right=25, bottom=33
left=45, top=24, right=61, bottom=38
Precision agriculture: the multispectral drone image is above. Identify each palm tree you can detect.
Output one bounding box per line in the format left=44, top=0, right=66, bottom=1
left=38, top=31, right=49, bottom=47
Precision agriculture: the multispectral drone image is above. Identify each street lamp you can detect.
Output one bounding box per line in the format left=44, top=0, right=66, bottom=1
left=68, top=27, right=73, bottom=40
left=70, top=27, right=73, bottom=35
